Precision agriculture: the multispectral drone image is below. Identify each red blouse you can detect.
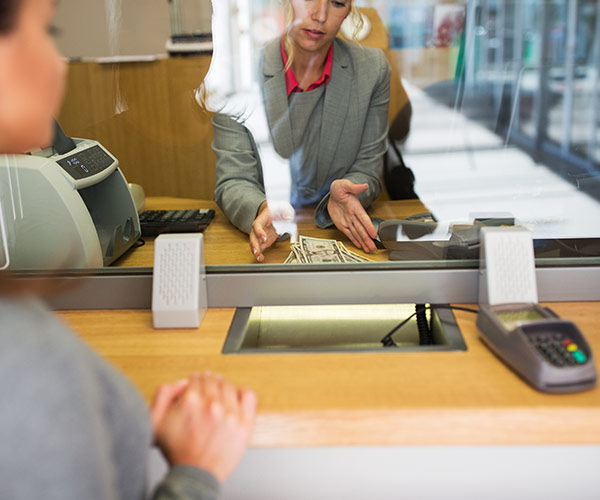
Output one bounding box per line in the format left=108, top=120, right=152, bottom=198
left=281, top=39, right=333, bottom=97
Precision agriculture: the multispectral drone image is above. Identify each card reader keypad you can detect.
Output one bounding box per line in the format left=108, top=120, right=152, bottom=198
left=528, top=332, right=588, bottom=367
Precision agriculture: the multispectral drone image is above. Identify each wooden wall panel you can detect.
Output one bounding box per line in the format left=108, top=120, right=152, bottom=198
left=58, top=56, right=215, bottom=200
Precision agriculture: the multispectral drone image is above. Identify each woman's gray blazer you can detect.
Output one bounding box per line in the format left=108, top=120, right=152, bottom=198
left=212, top=36, right=391, bottom=234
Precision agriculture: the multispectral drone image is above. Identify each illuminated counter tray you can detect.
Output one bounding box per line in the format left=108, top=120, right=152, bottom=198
left=222, top=304, right=466, bottom=354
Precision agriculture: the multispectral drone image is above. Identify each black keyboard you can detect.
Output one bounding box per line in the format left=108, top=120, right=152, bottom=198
left=139, top=209, right=215, bottom=237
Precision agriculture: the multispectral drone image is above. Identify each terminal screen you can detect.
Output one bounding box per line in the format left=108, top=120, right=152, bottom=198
left=496, top=309, right=546, bottom=331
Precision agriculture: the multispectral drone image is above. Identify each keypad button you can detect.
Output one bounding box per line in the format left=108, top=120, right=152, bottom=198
left=573, top=351, right=587, bottom=364
left=567, top=344, right=578, bottom=352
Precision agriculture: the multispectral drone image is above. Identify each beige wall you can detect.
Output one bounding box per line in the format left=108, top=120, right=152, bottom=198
left=55, top=0, right=212, bottom=58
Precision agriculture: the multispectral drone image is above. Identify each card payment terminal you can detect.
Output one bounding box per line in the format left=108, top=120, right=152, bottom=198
left=476, top=227, right=596, bottom=393
left=477, top=303, right=596, bottom=393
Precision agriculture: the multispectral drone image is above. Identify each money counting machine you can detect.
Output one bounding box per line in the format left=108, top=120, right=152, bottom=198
left=2, top=126, right=140, bottom=270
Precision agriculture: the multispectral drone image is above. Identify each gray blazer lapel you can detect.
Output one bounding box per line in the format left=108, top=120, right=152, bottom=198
left=318, top=38, right=352, bottom=174
left=261, top=39, right=294, bottom=159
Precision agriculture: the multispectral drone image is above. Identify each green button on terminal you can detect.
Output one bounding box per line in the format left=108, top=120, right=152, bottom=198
left=573, top=351, right=587, bottom=364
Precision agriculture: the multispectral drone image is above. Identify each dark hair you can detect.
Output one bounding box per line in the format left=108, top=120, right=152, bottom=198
left=0, top=0, right=20, bottom=35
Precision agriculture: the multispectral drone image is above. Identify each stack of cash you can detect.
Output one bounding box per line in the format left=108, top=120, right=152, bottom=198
left=284, top=235, right=373, bottom=264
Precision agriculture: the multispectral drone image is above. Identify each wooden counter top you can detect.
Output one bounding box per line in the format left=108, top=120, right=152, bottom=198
left=61, top=198, right=600, bottom=447
left=57, top=301, right=600, bottom=448
left=113, top=197, right=429, bottom=267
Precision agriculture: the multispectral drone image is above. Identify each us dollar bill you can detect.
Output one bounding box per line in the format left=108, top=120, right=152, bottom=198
left=284, top=235, right=374, bottom=264
left=290, top=244, right=308, bottom=264
left=338, top=243, right=372, bottom=263
left=299, top=235, right=346, bottom=263
left=283, top=252, right=298, bottom=264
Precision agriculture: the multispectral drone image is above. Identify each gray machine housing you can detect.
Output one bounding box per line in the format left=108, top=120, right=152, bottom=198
left=1, top=139, right=140, bottom=270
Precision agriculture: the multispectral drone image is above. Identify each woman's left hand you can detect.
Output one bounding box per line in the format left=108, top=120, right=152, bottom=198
left=327, top=179, right=377, bottom=253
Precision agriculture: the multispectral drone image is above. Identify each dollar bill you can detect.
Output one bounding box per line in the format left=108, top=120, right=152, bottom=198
left=291, top=244, right=308, bottom=264
left=338, top=243, right=372, bottom=263
left=283, top=235, right=374, bottom=264
left=283, top=252, right=298, bottom=264
left=299, top=235, right=346, bottom=263
left=339, top=247, right=367, bottom=263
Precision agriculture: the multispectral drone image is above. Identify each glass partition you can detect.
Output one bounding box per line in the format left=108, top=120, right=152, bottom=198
left=3, top=0, right=600, bottom=273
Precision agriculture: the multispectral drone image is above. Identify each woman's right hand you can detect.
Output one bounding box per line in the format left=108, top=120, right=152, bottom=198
left=249, top=202, right=280, bottom=262
left=151, top=372, right=257, bottom=483
left=327, top=179, right=378, bottom=253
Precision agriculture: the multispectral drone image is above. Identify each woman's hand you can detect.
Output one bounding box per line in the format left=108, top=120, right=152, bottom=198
left=249, top=201, right=295, bottom=262
left=151, top=372, right=257, bottom=483
left=249, top=202, right=279, bottom=262
left=327, top=179, right=377, bottom=253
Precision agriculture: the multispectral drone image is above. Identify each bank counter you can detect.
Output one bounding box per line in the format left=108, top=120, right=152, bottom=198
left=113, top=197, right=425, bottom=266
left=55, top=197, right=600, bottom=449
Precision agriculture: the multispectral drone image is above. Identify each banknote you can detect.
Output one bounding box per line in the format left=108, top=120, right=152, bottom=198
left=291, top=244, right=308, bottom=264
left=283, top=252, right=298, bottom=264
left=299, top=235, right=346, bottom=263
left=284, top=235, right=374, bottom=264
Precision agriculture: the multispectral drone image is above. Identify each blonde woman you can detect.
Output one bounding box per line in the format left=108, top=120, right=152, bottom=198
left=0, top=0, right=256, bottom=498
left=213, top=0, right=391, bottom=261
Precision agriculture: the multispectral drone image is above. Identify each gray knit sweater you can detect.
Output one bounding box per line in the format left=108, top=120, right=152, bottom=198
left=0, top=295, right=220, bottom=500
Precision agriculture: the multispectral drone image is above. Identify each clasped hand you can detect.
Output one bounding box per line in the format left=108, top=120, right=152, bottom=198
left=151, top=372, right=257, bottom=483
left=327, top=179, right=377, bottom=253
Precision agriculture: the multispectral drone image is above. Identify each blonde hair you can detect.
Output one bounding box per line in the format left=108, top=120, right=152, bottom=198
left=282, top=0, right=364, bottom=71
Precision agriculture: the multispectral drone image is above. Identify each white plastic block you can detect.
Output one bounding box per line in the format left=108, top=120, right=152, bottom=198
left=152, top=233, right=207, bottom=328
left=479, top=226, right=538, bottom=306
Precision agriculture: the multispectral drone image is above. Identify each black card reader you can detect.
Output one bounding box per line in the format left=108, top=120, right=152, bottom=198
left=476, top=303, right=597, bottom=393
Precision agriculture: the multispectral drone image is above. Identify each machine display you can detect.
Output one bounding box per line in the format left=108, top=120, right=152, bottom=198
left=56, top=145, right=114, bottom=180
left=495, top=308, right=546, bottom=331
